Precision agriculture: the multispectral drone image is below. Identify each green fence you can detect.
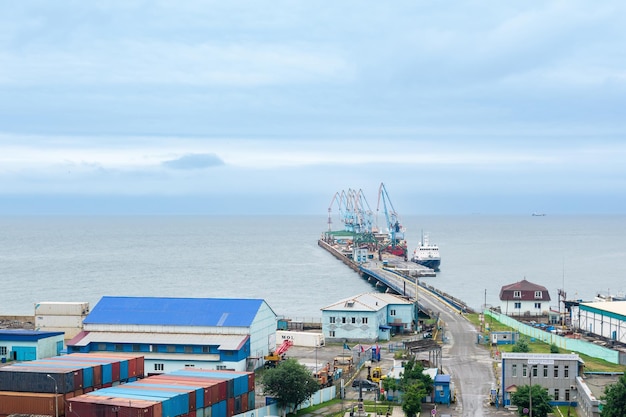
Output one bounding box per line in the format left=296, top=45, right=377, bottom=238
left=484, top=309, right=619, bottom=364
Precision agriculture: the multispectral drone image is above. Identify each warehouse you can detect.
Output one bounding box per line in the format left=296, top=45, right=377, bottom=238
left=570, top=301, right=626, bottom=344
left=66, top=296, right=277, bottom=373
left=0, top=329, right=64, bottom=362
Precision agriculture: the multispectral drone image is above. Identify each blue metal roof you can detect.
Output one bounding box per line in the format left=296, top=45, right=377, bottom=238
left=83, top=296, right=265, bottom=327
left=0, top=329, right=64, bottom=341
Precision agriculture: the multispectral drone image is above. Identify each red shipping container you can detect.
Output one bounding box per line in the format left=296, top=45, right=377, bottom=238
left=227, top=397, right=235, bottom=417
left=240, top=392, right=249, bottom=413
left=0, top=391, right=65, bottom=416
left=67, top=396, right=161, bottom=417
left=248, top=373, right=255, bottom=392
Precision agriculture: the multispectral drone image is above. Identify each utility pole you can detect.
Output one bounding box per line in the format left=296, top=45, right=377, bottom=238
left=46, top=374, right=58, bottom=417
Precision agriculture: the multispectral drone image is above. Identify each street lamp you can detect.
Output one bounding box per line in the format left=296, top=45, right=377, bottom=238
left=46, top=374, right=58, bottom=417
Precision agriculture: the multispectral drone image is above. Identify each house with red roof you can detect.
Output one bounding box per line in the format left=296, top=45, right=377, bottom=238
left=499, top=278, right=551, bottom=317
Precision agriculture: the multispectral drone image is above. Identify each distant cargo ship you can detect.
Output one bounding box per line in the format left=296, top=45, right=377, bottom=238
left=532, top=213, right=546, bottom=216
left=411, top=232, right=440, bottom=272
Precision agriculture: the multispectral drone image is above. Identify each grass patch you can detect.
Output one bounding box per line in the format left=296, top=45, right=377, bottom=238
left=291, top=399, right=342, bottom=416
left=555, top=404, right=579, bottom=416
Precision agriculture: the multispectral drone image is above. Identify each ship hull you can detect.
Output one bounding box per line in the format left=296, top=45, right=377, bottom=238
left=414, top=258, right=440, bottom=272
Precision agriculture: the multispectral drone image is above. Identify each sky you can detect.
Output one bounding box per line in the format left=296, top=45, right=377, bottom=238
left=1, top=1, right=626, bottom=215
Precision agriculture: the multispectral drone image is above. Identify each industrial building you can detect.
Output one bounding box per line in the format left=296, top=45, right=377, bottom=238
left=321, top=292, right=415, bottom=343
left=570, top=301, right=626, bottom=344
left=66, top=296, right=277, bottom=373
left=500, top=353, right=583, bottom=408
left=0, top=329, right=64, bottom=362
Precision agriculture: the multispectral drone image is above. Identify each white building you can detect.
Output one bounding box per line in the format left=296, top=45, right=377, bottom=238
left=322, top=293, right=415, bottom=342
left=570, top=301, right=626, bottom=344
left=499, top=278, right=551, bottom=317
left=501, top=353, right=583, bottom=408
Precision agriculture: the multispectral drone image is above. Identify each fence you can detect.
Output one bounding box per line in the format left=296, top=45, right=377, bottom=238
left=485, top=309, right=620, bottom=364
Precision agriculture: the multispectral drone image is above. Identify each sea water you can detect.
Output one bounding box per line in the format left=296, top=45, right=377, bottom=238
left=1, top=215, right=625, bottom=317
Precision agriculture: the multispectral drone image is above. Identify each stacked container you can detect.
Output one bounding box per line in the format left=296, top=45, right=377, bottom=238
left=34, top=302, right=90, bottom=340
left=67, top=367, right=255, bottom=417
left=0, top=353, right=145, bottom=416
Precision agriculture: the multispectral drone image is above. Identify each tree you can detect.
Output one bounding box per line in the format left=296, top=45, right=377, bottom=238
left=262, top=359, right=320, bottom=415
left=512, top=337, right=530, bottom=353
left=511, top=384, right=553, bottom=417
left=601, top=374, right=626, bottom=417
left=402, top=383, right=428, bottom=417
left=398, top=358, right=433, bottom=415
left=549, top=343, right=559, bottom=353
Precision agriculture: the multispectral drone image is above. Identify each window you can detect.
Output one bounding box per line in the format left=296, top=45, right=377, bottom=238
left=154, top=363, right=164, bottom=371
left=115, top=344, right=123, bottom=352
left=554, top=366, right=559, bottom=378
left=363, top=317, right=368, bottom=324
left=202, top=346, right=209, bottom=353
left=513, top=291, right=521, bottom=298
left=330, top=317, right=336, bottom=324
left=167, top=345, right=176, bottom=353
left=534, top=302, right=541, bottom=309
left=184, top=364, right=195, bottom=368
left=522, top=365, right=528, bottom=377
left=532, top=366, right=538, bottom=377
left=329, top=331, right=335, bottom=337
left=184, top=346, right=193, bottom=353
left=514, top=302, right=521, bottom=309
left=543, top=365, right=548, bottom=377
left=390, top=309, right=396, bottom=316
left=565, top=389, right=570, bottom=401
left=535, top=291, right=542, bottom=299
left=564, top=365, right=569, bottom=378
left=217, top=365, right=227, bottom=370
left=342, top=317, right=347, bottom=324
left=512, top=364, right=517, bottom=377
left=0, top=346, right=6, bottom=356
left=98, top=343, right=107, bottom=351
left=351, top=317, right=356, bottom=324
left=133, top=344, right=140, bottom=352
left=554, top=388, right=559, bottom=401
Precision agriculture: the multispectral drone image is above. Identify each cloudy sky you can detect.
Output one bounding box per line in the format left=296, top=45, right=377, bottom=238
left=1, top=1, right=625, bottom=215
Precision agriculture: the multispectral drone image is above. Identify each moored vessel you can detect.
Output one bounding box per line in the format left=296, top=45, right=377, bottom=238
left=411, top=232, right=441, bottom=272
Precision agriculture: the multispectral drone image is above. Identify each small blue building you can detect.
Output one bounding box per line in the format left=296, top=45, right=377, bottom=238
left=322, top=293, right=415, bottom=342
left=0, top=329, right=64, bottom=362
left=433, top=374, right=452, bottom=405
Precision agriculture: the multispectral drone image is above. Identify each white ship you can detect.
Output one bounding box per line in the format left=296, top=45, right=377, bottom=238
left=411, top=232, right=441, bottom=272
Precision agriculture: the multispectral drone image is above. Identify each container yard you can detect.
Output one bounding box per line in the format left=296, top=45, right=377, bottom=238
left=0, top=353, right=145, bottom=416
left=66, top=368, right=255, bottom=417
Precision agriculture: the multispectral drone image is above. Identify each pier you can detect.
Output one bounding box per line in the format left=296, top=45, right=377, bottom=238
left=318, top=238, right=473, bottom=313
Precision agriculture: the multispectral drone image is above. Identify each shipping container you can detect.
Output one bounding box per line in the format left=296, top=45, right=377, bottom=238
left=212, top=400, right=226, bottom=417
left=118, top=383, right=196, bottom=411
left=0, top=367, right=76, bottom=393
left=247, top=390, right=255, bottom=411
left=150, top=375, right=227, bottom=406
left=36, top=314, right=86, bottom=328
left=276, top=330, right=325, bottom=347
left=88, top=387, right=190, bottom=417
left=35, top=301, right=90, bottom=316
left=33, top=326, right=83, bottom=340
left=68, top=395, right=161, bottom=417
left=134, top=380, right=204, bottom=410
left=227, top=397, right=234, bottom=417
left=172, top=369, right=253, bottom=399
left=0, top=391, right=64, bottom=416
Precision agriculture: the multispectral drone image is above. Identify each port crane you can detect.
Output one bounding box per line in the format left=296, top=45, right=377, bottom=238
left=376, top=182, right=407, bottom=260
left=263, top=339, right=293, bottom=368
left=327, top=188, right=374, bottom=235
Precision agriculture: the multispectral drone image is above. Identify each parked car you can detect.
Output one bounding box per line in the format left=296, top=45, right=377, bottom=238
left=351, top=379, right=379, bottom=390
left=423, top=331, right=433, bottom=339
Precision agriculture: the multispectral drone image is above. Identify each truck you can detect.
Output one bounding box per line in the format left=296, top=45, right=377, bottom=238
left=263, top=339, right=293, bottom=368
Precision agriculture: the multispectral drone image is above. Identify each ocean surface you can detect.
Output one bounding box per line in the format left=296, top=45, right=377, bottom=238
left=1, top=215, right=625, bottom=318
